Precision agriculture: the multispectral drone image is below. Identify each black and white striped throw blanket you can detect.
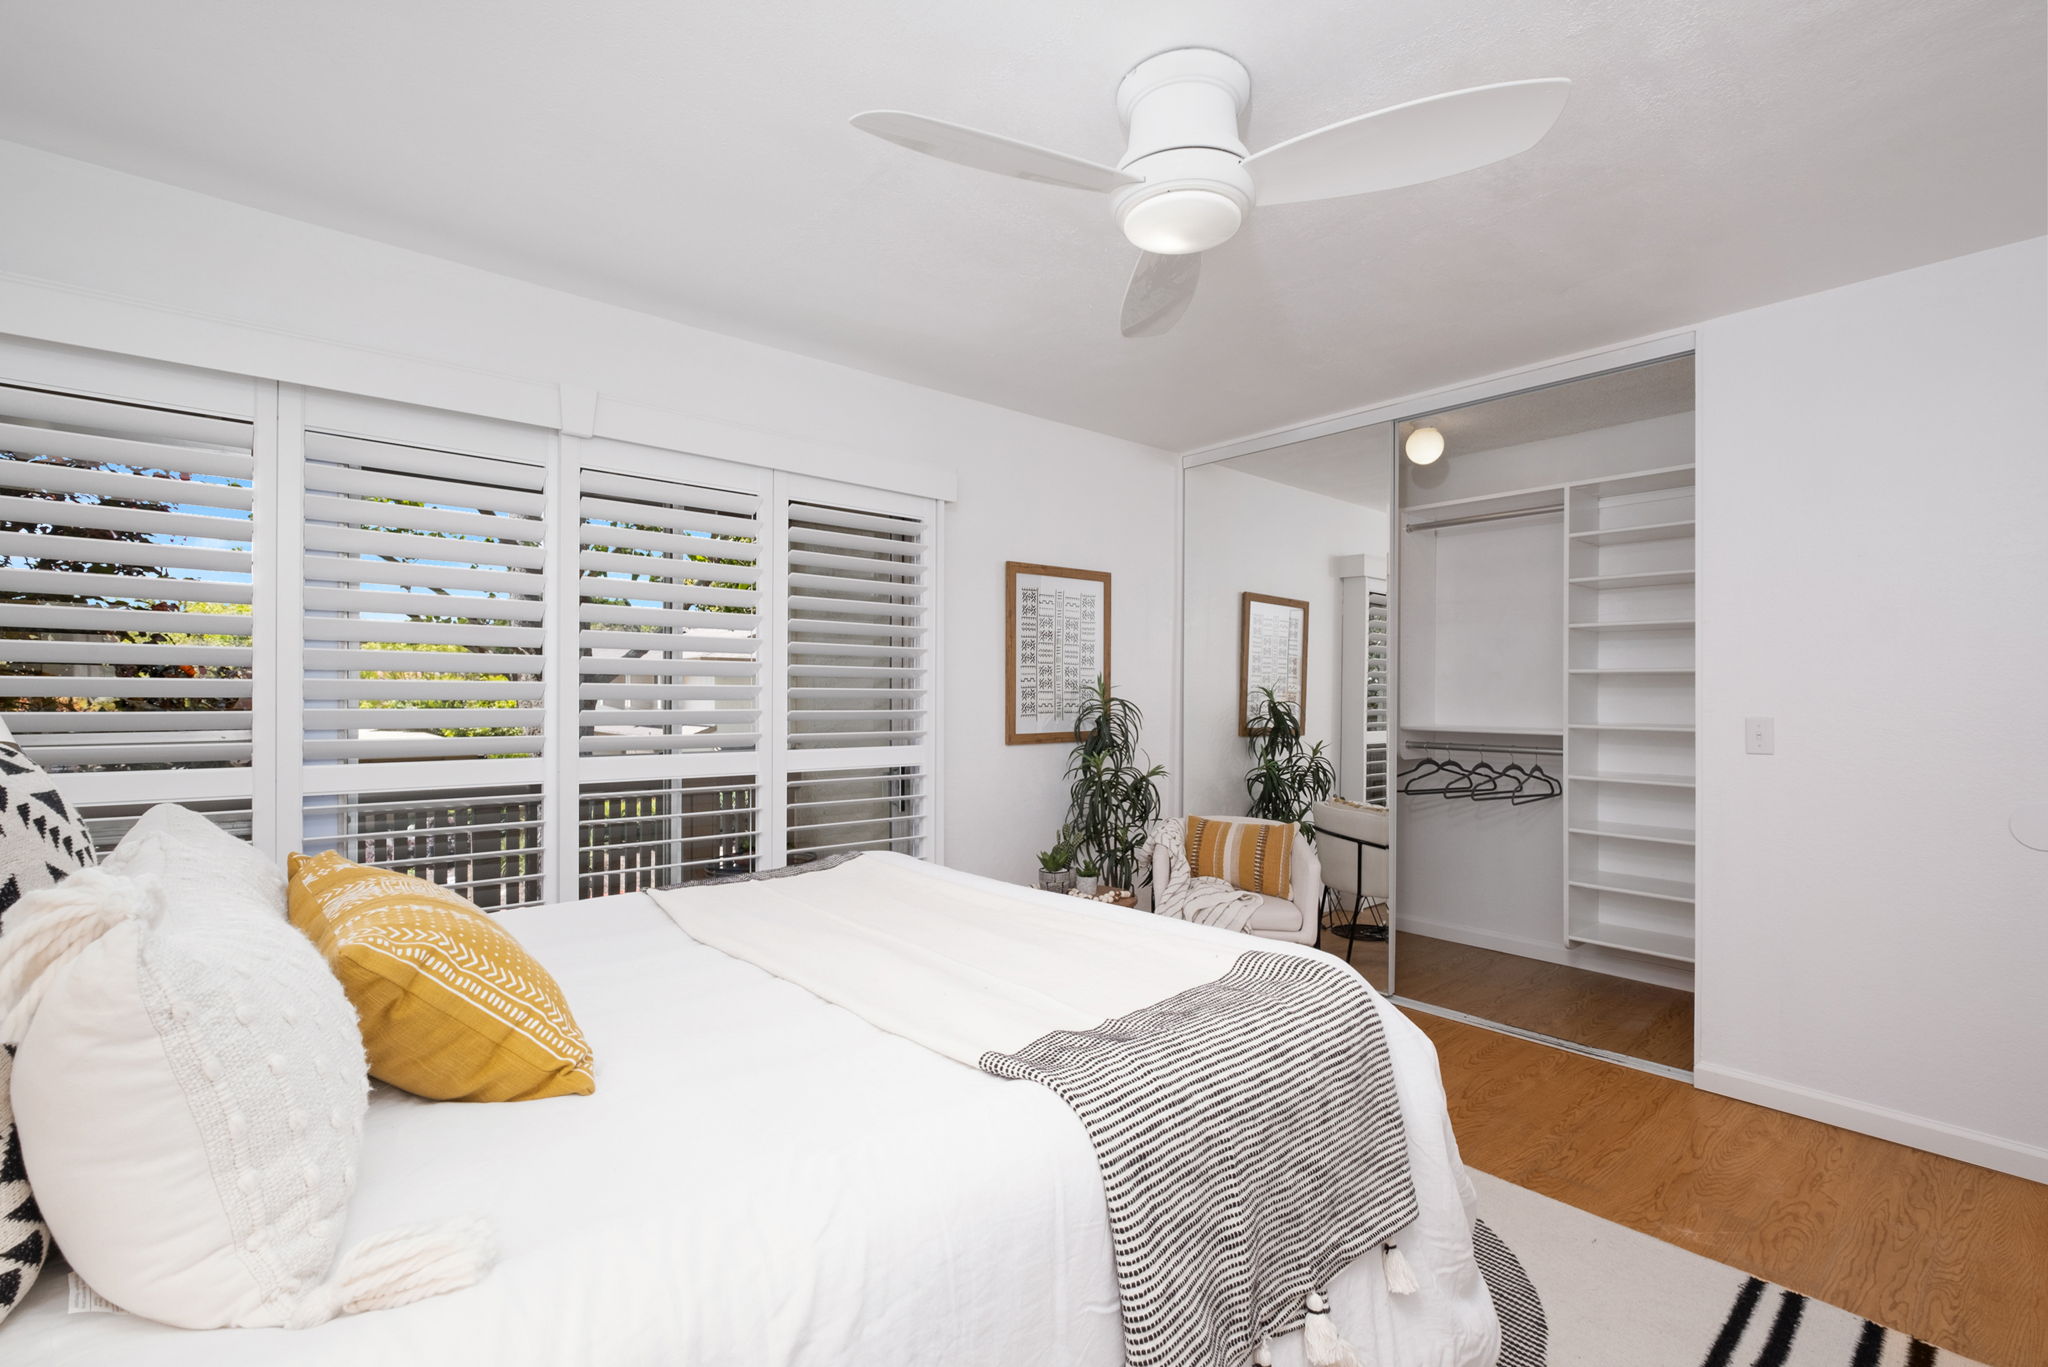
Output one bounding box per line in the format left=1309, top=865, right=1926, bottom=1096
left=653, top=854, right=1419, bottom=1367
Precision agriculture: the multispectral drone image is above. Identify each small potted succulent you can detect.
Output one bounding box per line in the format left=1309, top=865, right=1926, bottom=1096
left=1075, top=859, right=1101, bottom=897
left=1036, top=840, right=1075, bottom=893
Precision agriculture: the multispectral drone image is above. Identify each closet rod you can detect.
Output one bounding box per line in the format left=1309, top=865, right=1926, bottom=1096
left=1404, top=739, right=1563, bottom=756
left=1404, top=503, right=1564, bottom=533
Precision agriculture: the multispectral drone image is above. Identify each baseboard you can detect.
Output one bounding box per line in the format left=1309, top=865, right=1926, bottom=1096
left=1695, top=1063, right=2048, bottom=1184
left=1398, top=914, right=1695, bottom=991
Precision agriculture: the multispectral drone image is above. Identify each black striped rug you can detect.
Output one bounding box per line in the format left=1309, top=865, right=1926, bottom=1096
left=1468, top=1170, right=1985, bottom=1366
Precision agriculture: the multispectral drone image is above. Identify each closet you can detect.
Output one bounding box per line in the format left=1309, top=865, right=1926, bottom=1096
left=1392, top=358, right=1695, bottom=1065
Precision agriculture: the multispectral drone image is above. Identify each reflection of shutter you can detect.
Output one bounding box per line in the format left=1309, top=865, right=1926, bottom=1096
left=0, top=383, right=256, bottom=773
left=783, top=499, right=930, bottom=750
left=786, top=766, right=928, bottom=864
left=301, top=432, right=547, bottom=763
left=1366, top=590, right=1389, bottom=805
left=577, top=466, right=760, bottom=756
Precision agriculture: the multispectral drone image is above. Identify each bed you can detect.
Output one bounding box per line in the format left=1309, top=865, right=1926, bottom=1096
left=6, top=855, right=1499, bottom=1366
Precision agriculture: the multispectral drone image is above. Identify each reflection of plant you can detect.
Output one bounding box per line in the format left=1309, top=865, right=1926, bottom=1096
left=1063, top=676, right=1166, bottom=890
left=1244, top=686, right=1335, bottom=837
left=1036, top=840, right=1074, bottom=873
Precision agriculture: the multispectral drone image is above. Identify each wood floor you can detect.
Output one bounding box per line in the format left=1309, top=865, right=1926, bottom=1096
left=1415, top=1012, right=2048, bottom=1365
left=1320, top=928, right=1695, bottom=1069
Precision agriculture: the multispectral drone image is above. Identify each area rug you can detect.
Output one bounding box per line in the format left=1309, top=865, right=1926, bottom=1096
left=1469, top=1169, right=1985, bottom=1366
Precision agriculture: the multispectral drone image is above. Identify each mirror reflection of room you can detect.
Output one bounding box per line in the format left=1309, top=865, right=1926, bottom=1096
left=1394, top=357, right=1696, bottom=1070
left=1181, top=430, right=1393, bottom=993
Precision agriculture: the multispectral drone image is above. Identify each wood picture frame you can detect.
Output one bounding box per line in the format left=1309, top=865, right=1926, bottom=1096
left=1005, top=561, right=1111, bottom=745
left=1239, top=592, right=1309, bottom=736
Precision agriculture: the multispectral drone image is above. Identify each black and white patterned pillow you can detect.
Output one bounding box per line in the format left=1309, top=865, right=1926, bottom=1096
left=0, top=1044, right=45, bottom=1323
left=0, top=739, right=97, bottom=936
left=0, top=736, right=88, bottom=1326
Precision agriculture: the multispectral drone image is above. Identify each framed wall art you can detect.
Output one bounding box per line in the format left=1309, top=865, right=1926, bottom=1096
left=1239, top=592, right=1308, bottom=735
left=1005, top=561, right=1111, bottom=745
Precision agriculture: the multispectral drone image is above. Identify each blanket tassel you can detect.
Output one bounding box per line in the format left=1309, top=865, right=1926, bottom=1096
left=1253, top=1336, right=1274, bottom=1366
left=1382, top=1241, right=1419, bottom=1295
left=1303, top=1291, right=1364, bottom=1367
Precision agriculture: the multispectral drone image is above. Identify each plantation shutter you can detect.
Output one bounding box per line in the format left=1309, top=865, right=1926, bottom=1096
left=296, top=397, right=556, bottom=908
left=570, top=444, right=767, bottom=891
left=300, top=431, right=548, bottom=763
left=577, top=465, right=762, bottom=756
left=0, top=381, right=257, bottom=774
left=1366, top=589, right=1389, bottom=805
left=779, top=480, right=936, bottom=864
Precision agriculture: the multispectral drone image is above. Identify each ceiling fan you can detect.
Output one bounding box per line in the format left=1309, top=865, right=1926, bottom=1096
left=852, top=49, right=1570, bottom=337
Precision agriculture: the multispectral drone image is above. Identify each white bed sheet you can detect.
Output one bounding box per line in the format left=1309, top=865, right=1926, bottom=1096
left=6, top=856, right=1497, bottom=1367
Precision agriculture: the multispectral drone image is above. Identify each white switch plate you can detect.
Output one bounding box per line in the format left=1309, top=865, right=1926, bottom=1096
left=1745, top=716, right=1774, bottom=754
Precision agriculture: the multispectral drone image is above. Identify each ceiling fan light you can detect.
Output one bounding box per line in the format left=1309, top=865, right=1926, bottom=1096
left=1119, top=189, right=1242, bottom=255
left=1405, top=426, right=1445, bottom=465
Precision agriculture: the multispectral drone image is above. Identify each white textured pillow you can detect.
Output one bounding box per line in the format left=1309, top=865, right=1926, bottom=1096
left=0, top=857, right=492, bottom=1329
left=98, top=802, right=283, bottom=924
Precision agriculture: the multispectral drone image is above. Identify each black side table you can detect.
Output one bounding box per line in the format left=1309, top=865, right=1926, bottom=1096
left=1316, top=826, right=1389, bottom=963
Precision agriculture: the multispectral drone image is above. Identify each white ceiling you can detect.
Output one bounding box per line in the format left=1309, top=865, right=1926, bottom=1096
left=0, top=1, right=2040, bottom=453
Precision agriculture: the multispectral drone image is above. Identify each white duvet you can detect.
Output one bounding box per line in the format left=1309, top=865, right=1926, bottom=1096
left=6, top=855, right=1496, bottom=1367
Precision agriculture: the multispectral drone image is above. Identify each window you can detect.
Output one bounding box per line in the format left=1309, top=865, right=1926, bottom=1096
left=0, top=346, right=942, bottom=898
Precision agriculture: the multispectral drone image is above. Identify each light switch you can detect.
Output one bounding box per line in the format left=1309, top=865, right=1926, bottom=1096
left=1745, top=717, right=1774, bottom=755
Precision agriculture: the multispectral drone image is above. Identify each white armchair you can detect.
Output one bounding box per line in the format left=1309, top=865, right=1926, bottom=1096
left=1153, top=816, right=1323, bottom=945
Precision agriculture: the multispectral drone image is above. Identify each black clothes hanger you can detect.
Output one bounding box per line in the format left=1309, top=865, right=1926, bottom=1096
left=1402, top=755, right=1464, bottom=795
left=1511, top=761, right=1561, bottom=804
left=1471, top=756, right=1531, bottom=801
left=1440, top=754, right=1496, bottom=799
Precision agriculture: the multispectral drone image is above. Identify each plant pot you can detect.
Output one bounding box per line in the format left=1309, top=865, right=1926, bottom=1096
left=1039, top=869, right=1075, bottom=893
left=1077, top=875, right=1100, bottom=896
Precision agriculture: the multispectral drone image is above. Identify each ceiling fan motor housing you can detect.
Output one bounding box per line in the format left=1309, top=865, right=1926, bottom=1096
left=1113, top=48, right=1254, bottom=254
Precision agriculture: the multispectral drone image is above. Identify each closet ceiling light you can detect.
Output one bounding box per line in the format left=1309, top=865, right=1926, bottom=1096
left=1405, top=426, right=1445, bottom=465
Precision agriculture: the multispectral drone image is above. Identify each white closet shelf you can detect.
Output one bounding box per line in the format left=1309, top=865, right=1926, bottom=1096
left=1568, top=667, right=1695, bottom=675
left=1568, top=520, right=1696, bottom=546
left=1568, top=770, right=1696, bottom=789
left=1568, top=821, right=1696, bottom=846
left=1567, top=723, right=1695, bottom=733
left=1570, top=465, right=1697, bottom=498
left=1567, top=618, right=1695, bottom=631
left=1400, top=724, right=1562, bottom=739
left=1568, top=870, right=1695, bottom=903
left=1567, top=569, right=1696, bottom=588
left=1567, top=923, right=1697, bottom=964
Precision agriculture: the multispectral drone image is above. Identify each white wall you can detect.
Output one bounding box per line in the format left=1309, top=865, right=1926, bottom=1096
left=1182, top=465, right=1387, bottom=819
left=0, top=141, right=1179, bottom=884
left=1695, top=237, right=2048, bottom=1179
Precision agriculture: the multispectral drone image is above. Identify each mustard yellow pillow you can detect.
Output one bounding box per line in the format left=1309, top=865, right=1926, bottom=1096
left=287, top=851, right=595, bottom=1102
left=1185, top=816, right=1294, bottom=900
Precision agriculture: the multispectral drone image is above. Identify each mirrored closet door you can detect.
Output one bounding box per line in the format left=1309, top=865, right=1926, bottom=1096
left=1391, top=357, right=1696, bottom=1070
left=1180, top=430, right=1394, bottom=993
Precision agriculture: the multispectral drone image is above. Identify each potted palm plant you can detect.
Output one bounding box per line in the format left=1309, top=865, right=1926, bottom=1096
left=1063, top=676, right=1166, bottom=895
left=1244, top=685, right=1336, bottom=838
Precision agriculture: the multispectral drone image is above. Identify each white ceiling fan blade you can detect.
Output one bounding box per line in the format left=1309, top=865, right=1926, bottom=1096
left=1244, top=78, right=1571, bottom=206
left=852, top=111, right=1141, bottom=193
left=1120, top=251, right=1201, bottom=338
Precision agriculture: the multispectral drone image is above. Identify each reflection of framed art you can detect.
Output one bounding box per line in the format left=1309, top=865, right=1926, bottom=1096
left=1239, top=592, right=1308, bottom=735
left=1006, top=562, right=1111, bottom=745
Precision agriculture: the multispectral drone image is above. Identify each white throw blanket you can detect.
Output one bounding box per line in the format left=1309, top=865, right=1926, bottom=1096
left=1143, top=817, right=1265, bottom=931
left=652, top=854, right=1421, bottom=1367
